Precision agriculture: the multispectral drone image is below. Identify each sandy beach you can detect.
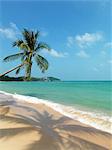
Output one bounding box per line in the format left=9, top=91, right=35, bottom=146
left=0, top=92, right=112, bottom=150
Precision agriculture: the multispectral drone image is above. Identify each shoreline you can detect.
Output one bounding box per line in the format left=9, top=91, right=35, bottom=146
left=0, top=90, right=111, bottom=134
left=0, top=90, right=111, bottom=133
left=0, top=92, right=112, bottom=150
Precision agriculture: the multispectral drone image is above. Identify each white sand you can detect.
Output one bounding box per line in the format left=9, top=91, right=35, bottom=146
left=0, top=93, right=112, bottom=150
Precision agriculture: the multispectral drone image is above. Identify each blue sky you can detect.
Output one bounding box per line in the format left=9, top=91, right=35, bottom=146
left=0, top=0, right=112, bottom=80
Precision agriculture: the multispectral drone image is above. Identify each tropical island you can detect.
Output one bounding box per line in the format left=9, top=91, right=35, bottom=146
left=0, top=1, right=112, bottom=150
left=0, top=75, right=60, bottom=82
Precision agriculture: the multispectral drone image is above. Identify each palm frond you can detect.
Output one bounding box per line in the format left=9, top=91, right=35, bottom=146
left=22, top=29, right=35, bottom=51
left=15, top=64, right=24, bottom=75
left=12, top=40, right=24, bottom=47
left=15, top=67, right=21, bottom=75
left=19, top=43, right=30, bottom=51
left=22, top=29, right=31, bottom=39
left=21, top=54, right=26, bottom=62
left=35, top=55, right=49, bottom=72
left=3, top=53, right=24, bottom=62
left=22, top=29, right=32, bottom=48
left=3, top=28, right=50, bottom=80
left=13, top=39, right=30, bottom=52
left=35, top=30, right=40, bottom=39
left=36, top=42, right=51, bottom=51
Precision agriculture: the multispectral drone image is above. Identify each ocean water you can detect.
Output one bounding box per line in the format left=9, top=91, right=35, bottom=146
left=0, top=81, right=112, bottom=133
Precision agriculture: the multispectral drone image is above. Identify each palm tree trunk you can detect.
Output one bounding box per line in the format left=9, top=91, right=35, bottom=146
left=25, top=63, right=32, bottom=81
left=0, top=64, right=24, bottom=77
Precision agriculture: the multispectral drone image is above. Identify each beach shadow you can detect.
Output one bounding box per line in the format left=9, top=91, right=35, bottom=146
left=0, top=100, right=16, bottom=106
left=0, top=104, right=110, bottom=150
left=0, top=99, right=17, bottom=115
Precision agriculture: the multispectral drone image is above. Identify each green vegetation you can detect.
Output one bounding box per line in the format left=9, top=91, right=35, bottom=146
left=0, top=76, right=60, bottom=82
left=1, top=29, right=51, bottom=81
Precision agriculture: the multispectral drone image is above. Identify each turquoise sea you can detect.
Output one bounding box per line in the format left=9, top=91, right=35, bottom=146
left=0, top=81, right=112, bottom=133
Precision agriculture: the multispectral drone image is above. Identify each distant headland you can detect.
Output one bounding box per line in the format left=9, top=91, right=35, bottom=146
left=0, top=76, right=61, bottom=82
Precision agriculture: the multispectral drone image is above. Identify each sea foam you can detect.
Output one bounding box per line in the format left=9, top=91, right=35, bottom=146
left=0, top=90, right=111, bottom=134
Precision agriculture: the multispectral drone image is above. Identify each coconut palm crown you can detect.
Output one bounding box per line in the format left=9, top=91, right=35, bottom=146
left=3, top=29, right=51, bottom=80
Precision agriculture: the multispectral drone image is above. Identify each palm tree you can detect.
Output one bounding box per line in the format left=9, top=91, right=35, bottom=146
left=0, top=29, right=50, bottom=81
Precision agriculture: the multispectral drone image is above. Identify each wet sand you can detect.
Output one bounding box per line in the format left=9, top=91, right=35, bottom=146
left=0, top=93, right=112, bottom=150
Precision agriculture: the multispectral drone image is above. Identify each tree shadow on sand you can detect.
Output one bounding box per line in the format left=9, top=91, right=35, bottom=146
left=0, top=103, right=110, bottom=150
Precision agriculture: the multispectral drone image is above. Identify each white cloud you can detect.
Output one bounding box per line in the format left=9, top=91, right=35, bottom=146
left=75, top=32, right=103, bottom=48
left=50, top=49, right=68, bottom=58
left=67, top=32, right=103, bottom=48
left=10, top=22, right=19, bottom=31
left=67, top=36, right=74, bottom=47
left=104, top=42, right=112, bottom=48
left=100, top=42, right=112, bottom=56
left=43, top=49, right=68, bottom=58
left=0, top=22, right=19, bottom=40
left=76, top=50, right=90, bottom=58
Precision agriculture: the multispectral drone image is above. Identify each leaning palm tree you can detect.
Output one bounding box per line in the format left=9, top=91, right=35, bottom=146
left=0, top=29, right=50, bottom=80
